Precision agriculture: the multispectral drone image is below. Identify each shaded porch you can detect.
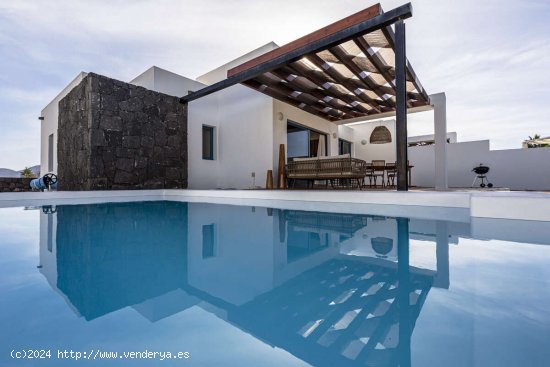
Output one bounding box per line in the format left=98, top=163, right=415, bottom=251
left=180, top=2, right=448, bottom=191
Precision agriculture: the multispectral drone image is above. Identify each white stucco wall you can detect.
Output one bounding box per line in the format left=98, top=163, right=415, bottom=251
left=131, top=66, right=275, bottom=190
left=339, top=216, right=398, bottom=261
left=40, top=72, right=88, bottom=174
left=487, top=147, right=550, bottom=190
left=187, top=202, right=276, bottom=305
left=348, top=119, right=396, bottom=163
left=271, top=100, right=342, bottom=180
left=408, top=132, right=457, bottom=144
left=130, top=66, right=206, bottom=97
left=196, top=42, right=279, bottom=85
left=337, top=125, right=356, bottom=155
left=188, top=85, right=274, bottom=189
left=409, top=140, right=550, bottom=190
left=188, top=44, right=282, bottom=189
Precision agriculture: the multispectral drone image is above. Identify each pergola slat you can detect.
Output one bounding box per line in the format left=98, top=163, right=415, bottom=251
left=180, top=2, right=430, bottom=123
left=306, top=53, right=384, bottom=112
left=227, top=4, right=383, bottom=77
left=255, top=74, right=349, bottom=118
left=380, top=25, right=430, bottom=104
left=268, top=69, right=363, bottom=117
left=282, top=63, right=374, bottom=115
left=180, top=3, right=417, bottom=109
left=354, top=37, right=395, bottom=90
left=244, top=79, right=345, bottom=120
left=326, top=45, right=396, bottom=107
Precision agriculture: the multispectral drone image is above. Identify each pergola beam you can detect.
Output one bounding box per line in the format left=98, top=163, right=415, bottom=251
left=180, top=3, right=413, bottom=103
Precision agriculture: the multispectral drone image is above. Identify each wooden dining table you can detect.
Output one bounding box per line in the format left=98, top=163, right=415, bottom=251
left=371, top=165, right=414, bottom=187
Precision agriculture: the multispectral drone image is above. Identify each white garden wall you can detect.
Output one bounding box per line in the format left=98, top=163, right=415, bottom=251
left=409, top=140, right=550, bottom=190
left=487, top=147, right=550, bottom=190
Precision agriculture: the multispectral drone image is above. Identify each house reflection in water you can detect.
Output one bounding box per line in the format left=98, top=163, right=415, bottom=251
left=38, top=201, right=453, bottom=366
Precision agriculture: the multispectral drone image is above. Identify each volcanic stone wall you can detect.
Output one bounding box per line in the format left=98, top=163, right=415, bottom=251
left=55, top=201, right=188, bottom=320
left=0, top=178, right=33, bottom=192
left=57, top=73, right=187, bottom=191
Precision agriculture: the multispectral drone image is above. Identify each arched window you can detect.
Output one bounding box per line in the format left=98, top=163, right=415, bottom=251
left=369, top=126, right=392, bottom=144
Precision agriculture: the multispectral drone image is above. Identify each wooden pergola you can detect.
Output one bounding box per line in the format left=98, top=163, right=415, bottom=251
left=180, top=2, right=429, bottom=191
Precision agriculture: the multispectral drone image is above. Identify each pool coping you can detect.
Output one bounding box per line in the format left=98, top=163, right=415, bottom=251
left=0, top=189, right=549, bottom=222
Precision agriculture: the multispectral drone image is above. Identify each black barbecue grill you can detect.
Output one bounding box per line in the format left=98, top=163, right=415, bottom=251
left=472, top=164, right=493, bottom=188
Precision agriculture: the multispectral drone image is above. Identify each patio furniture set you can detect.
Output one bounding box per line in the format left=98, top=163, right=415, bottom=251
left=285, top=154, right=413, bottom=190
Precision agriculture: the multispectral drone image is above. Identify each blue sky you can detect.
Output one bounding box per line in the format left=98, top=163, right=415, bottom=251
left=0, top=0, right=549, bottom=169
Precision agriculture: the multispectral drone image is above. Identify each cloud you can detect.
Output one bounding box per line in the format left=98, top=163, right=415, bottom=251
left=0, top=0, right=549, bottom=167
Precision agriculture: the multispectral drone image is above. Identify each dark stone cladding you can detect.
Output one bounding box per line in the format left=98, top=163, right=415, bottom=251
left=57, top=73, right=187, bottom=191
left=0, top=178, right=33, bottom=192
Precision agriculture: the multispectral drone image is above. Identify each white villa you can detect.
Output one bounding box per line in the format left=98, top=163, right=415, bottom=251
left=40, top=43, right=448, bottom=190
left=40, top=4, right=550, bottom=192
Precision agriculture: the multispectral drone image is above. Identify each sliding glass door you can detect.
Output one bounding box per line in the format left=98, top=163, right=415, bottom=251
left=287, top=121, right=327, bottom=160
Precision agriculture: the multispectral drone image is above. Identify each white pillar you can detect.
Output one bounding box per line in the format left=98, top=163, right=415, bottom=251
left=434, top=220, right=450, bottom=289
left=431, top=92, right=448, bottom=190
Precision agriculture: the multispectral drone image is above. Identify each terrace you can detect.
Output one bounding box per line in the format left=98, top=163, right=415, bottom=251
left=180, top=2, right=447, bottom=191
left=2, top=2, right=550, bottom=367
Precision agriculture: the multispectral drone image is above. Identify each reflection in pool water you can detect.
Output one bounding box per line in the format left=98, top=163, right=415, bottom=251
left=1, top=201, right=550, bottom=366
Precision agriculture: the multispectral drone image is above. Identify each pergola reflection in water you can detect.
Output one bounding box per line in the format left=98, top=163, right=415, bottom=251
left=38, top=201, right=448, bottom=367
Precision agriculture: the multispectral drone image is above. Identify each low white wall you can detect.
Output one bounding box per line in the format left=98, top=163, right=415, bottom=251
left=4, top=189, right=550, bottom=222
left=488, top=147, right=550, bottom=191
left=409, top=140, right=550, bottom=190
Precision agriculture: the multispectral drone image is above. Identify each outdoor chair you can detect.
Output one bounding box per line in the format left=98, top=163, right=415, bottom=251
left=386, top=162, right=397, bottom=187
left=364, top=162, right=375, bottom=188
left=371, top=160, right=386, bottom=187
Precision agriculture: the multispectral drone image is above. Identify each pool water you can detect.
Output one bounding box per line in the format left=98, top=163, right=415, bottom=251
left=1, top=200, right=549, bottom=366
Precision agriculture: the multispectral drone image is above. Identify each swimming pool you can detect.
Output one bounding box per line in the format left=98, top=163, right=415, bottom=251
left=1, top=199, right=549, bottom=366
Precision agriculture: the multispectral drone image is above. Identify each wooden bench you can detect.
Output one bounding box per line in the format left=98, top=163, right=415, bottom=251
left=286, top=154, right=368, bottom=189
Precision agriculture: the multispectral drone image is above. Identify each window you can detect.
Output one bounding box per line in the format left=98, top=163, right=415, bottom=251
left=202, top=224, right=216, bottom=258
left=338, top=139, right=352, bottom=155
left=47, top=213, right=53, bottom=252
left=286, top=230, right=329, bottom=263
left=202, top=125, right=215, bottom=160
left=48, top=134, right=54, bottom=172
left=287, top=121, right=327, bottom=159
